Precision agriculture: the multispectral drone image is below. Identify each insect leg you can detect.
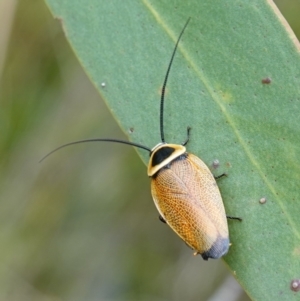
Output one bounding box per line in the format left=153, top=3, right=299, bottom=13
left=214, top=173, right=228, bottom=180
left=159, top=215, right=166, bottom=223
left=182, top=126, right=191, bottom=146
left=226, top=215, right=242, bottom=221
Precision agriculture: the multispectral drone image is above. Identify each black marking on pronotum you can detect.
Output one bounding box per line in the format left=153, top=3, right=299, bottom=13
left=151, top=147, right=176, bottom=167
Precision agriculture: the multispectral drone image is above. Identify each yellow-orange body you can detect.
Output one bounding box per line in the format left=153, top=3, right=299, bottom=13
left=148, top=143, right=229, bottom=260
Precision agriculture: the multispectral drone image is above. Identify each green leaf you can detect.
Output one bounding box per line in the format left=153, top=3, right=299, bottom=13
left=44, top=1, right=300, bottom=300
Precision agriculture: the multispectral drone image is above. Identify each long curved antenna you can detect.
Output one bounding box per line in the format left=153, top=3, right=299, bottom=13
left=40, top=139, right=151, bottom=163
left=160, top=18, right=191, bottom=143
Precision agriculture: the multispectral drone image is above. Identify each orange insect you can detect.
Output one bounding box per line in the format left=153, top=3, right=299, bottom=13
left=42, top=18, right=241, bottom=260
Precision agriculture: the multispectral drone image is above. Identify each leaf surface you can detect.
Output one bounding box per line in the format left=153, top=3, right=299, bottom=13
left=45, top=1, right=300, bottom=300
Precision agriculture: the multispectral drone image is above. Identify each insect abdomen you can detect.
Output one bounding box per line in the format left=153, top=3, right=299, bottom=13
left=150, top=153, right=229, bottom=260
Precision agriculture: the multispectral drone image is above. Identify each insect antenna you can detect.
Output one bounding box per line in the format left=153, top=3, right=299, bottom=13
left=40, top=138, right=151, bottom=163
left=41, top=19, right=191, bottom=163
left=159, top=18, right=191, bottom=143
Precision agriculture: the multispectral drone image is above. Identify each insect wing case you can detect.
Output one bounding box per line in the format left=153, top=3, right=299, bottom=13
left=150, top=152, right=229, bottom=260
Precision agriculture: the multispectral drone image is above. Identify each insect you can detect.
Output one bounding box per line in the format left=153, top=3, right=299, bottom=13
left=42, top=18, right=241, bottom=260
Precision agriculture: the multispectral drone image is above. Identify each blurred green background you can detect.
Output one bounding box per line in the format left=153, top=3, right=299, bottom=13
left=0, top=1, right=299, bottom=300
